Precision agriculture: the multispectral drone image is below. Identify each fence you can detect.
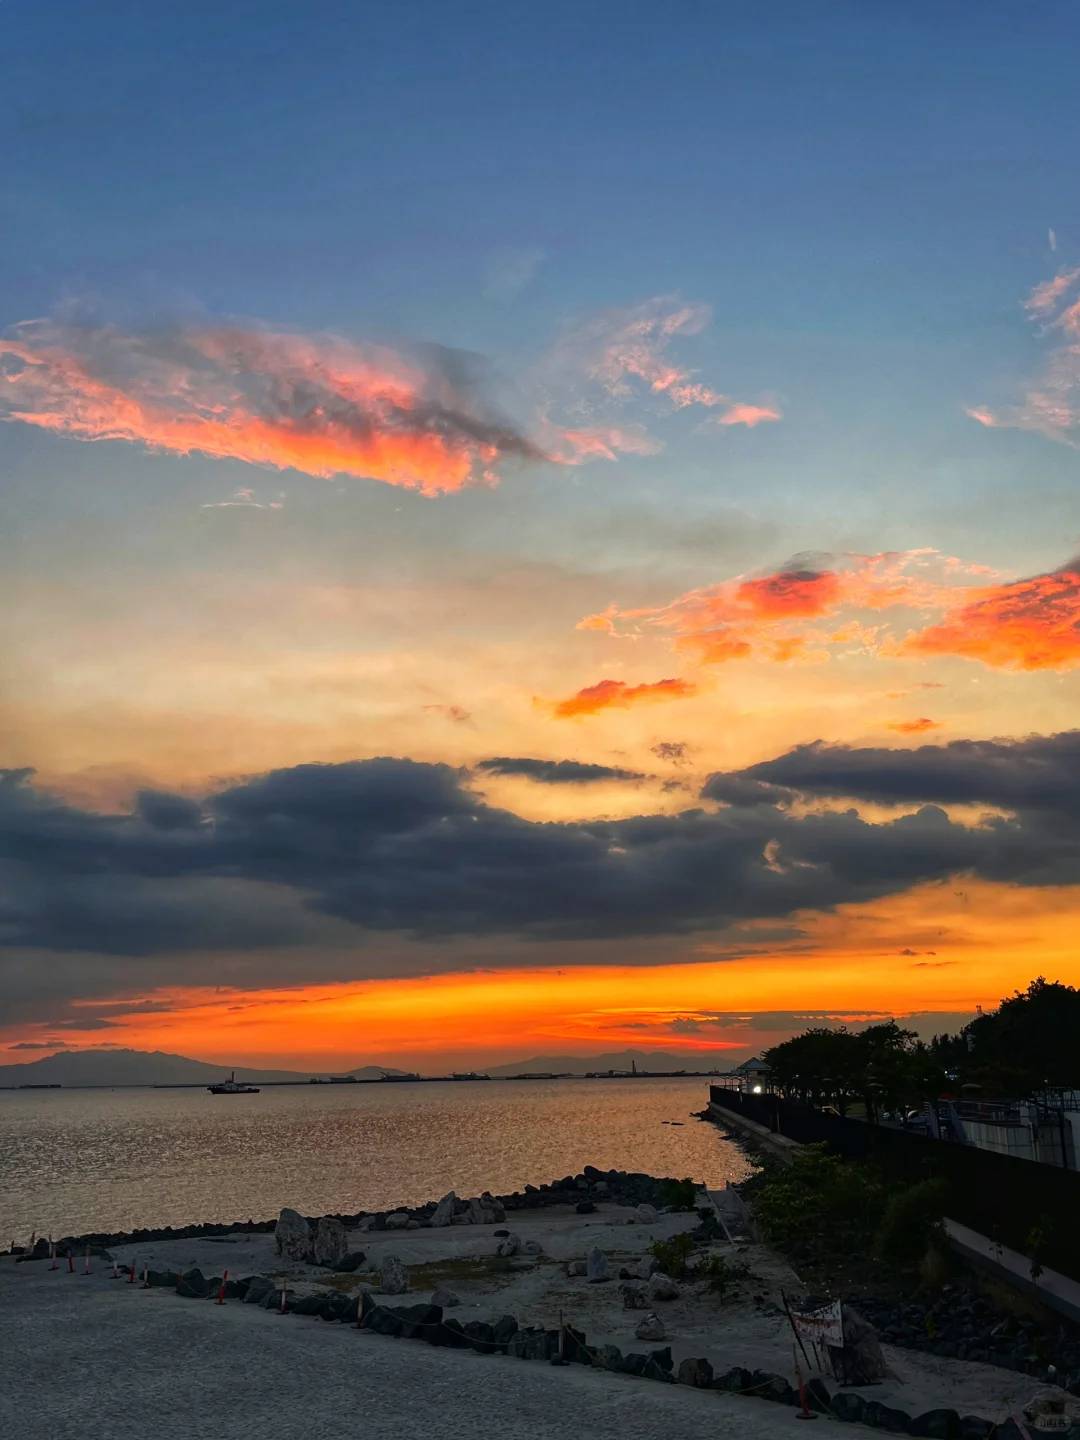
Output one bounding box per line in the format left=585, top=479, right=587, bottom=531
left=710, top=1086, right=1080, bottom=1284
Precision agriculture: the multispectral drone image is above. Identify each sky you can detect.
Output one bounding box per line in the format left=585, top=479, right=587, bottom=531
left=4, top=0, right=1080, bottom=1070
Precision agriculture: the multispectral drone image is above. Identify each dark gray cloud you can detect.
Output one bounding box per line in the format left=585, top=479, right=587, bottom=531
left=4, top=746, right=1080, bottom=968
left=702, top=731, right=1080, bottom=815
left=475, top=757, right=646, bottom=785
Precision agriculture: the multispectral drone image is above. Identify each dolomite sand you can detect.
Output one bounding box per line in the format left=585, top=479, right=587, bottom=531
left=0, top=1199, right=1069, bottom=1440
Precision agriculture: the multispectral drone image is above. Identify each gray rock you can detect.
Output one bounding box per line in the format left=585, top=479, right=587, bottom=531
left=635, top=1312, right=666, bottom=1341
left=379, top=1255, right=409, bottom=1294
left=586, top=1247, right=609, bottom=1283
left=678, top=1357, right=714, bottom=1388
left=468, top=1197, right=494, bottom=1225
left=647, top=1271, right=681, bottom=1302
left=496, top=1233, right=521, bottom=1258
left=634, top=1203, right=659, bottom=1224
left=405, top=1219, right=420, bottom=1230
left=523, top=1239, right=543, bottom=1255
left=621, top=1280, right=648, bottom=1309
left=566, top=1259, right=587, bottom=1277
left=384, top=1211, right=410, bottom=1230
left=332, top=1250, right=364, bottom=1273
left=596, top=1344, right=624, bottom=1372
left=430, top=1191, right=456, bottom=1228
left=312, top=1216, right=347, bottom=1267
left=492, top=1315, right=518, bottom=1349
left=274, top=1208, right=312, bottom=1263
left=431, top=1287, right=460, bottom=1308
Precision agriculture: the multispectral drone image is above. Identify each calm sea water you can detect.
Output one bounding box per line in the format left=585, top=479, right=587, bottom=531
left=0, top=1078, right=751, bottom=1241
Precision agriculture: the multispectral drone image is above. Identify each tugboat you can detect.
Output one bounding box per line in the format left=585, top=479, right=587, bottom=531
left=207, top=1071, right=260, bottom=1095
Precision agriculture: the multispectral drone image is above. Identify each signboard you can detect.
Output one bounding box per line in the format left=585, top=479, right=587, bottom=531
left=790, top=1299, right=844, bottom=1350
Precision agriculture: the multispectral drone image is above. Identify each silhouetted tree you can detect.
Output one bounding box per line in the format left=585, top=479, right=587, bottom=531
left=932, top=978, right=1080, bottom=1095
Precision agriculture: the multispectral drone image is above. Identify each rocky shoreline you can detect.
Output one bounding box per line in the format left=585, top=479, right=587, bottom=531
left=7, top=1165, right=692, bottom=1259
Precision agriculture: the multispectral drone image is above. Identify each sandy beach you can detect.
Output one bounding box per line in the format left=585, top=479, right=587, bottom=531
left=1, top=1197, right=1062, bottom=1440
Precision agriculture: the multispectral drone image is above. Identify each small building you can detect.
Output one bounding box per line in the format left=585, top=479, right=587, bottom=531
left=714, top=1056, right=772, bottom=1095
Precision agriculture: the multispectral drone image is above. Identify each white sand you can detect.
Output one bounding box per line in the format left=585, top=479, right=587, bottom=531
left=0, top=1202, right=1064, bottom=1439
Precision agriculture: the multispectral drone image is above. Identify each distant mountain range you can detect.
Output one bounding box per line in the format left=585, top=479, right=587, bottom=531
left=0, top=1045, right=739, bottom=1088
left=0, top=1048, right=406, bottom=1088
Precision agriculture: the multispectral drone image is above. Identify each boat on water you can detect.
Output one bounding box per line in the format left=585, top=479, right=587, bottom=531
left=207, top=1071, right=260, bottom=1095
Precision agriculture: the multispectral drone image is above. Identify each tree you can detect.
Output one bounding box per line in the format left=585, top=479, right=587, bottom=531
left=764, top=1022, right=944, bottom=1121
left=931, top=978, right=1080, bottom=1096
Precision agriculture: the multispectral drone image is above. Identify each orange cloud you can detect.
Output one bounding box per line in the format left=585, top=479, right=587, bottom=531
left=0, top=319, right=543, bottom=495
left=898, top=561, right=1080, bottom=671
left=583, top=551, right=969, bottom=669
left=545, top=423, right=661, bottom=463
left=551, top=676, right=697, bottom=718
left=706, top=402, right=783, bottom=429
left=887, top=717, right=941, bottom=734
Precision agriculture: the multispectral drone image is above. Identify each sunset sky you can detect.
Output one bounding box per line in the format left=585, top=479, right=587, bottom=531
left=4, top=1, right=1080, bottom=1070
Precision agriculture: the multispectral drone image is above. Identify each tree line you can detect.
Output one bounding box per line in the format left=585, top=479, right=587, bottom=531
left=761, top=978, right=1080, bottom=1115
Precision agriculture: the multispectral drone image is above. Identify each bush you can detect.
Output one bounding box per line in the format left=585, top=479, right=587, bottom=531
left=650, top=1232, right=694, bottom=1278
left=697, top=1253, right=750, bottom=1301
left=752, top=1144, right=885, bottom=1251
left=875, top=1179, right=949, bottom=1264
left=660, top=1178, right=698, bottom=1211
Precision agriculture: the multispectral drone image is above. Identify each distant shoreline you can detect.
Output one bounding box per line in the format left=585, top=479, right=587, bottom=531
left=1, top=1072, right=724, bottom=1092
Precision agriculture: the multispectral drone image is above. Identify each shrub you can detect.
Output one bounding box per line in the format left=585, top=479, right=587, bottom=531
left=660, top=1178, right=698, bottom=1211
left=650, top=1232, right=694, bottom=1278
left=752, top=1144, right=885, bottom=1251
left=697, top=1253, right=751, bottom=1301
left=875, top=1179, right=949, bottom=1264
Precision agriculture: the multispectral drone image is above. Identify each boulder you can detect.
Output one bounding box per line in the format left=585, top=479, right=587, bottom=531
left=332, top=1250, right=364, bottom=1273
left=596, top=1344, right=624, bottom=1372
left=430, top=1192, right=456, bottom=1228
left=241, top=1275, right=274, bottom=1305
left=497, top=1233, right=521, bottom=1258
left=647, top=1272, right=681, bottom=1302
left=431, top=1287, right=460, bottom=1308
left=644, top=1357, right=675, bottom=1383
left=365, top=1305, right=404, bottom=1338
left=832, top=1393, right=867, bottom=1424
left=380, top=1255, right=409, bottom=1294
left=959, top=1419, right=993, bottom=1440
left=492, top=1315, right=518, bottom=1350
left=750, top=1370, right=795, bottom=1404
left=678, top=1357, right=714, bottom=1388
left=576, top=1200, right=597, bottom=1214
left=863, top=1402, right=913, bottom=1433
left=462, top=1320, right=496, bottom=1354
left=714, top=1366, right=752, bottom=1393
left=176, top=1268, right=209, bottom=1299
left=274, top=1207, right=313, bottom=1262
left=635, top=1312, right=666, bottom=1342
left=622, top=1352, right=648, bottom=1377
left=566, top=1259, right=587, bottom=1277
left=385, top=1212, right=411, bottom=1230
left=909, top=1411, right=962, bottom=1440
left=621, top=1280, right=648, bottom=1309
left=432, top=1318, right=470, bottom=1348
left=292, top=1292, right=325, bottom=1316
left=313, top=1217, right=348, bottom=1267
left=145, top=1269, right=177, bottom=1288
left=586, top=1247, right=609, bottom=1283
left=831, top=1304, right=887, bottom=1386
left=635, top=1203, right=659, bottom=1224
left=396, top=1303, right=442, bottom=1339
left=649, top=1347, right=674, bottom=1373
left=523, top=1240, right=543, bottom=1255
left=317, top=1292, right=350, bottom=1322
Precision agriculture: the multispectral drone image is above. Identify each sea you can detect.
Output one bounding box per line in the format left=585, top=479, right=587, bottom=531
left=0, top=1078, right=752, bottom=1242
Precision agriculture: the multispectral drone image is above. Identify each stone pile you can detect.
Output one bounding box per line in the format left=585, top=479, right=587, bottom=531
left=857, top=1284, right=1080, bottom=1393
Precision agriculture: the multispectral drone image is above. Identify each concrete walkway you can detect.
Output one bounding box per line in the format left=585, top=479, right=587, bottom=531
left=0, top=1257, right=835, bottom=1440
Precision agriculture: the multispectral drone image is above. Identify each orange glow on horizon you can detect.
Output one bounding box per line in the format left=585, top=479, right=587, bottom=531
left=8, top=879, right=1080, bottom=1071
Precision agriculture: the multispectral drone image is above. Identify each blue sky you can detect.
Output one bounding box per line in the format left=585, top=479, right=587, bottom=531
left=4, top=1, right=1080, bottom=1063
